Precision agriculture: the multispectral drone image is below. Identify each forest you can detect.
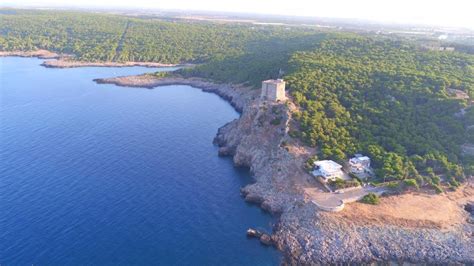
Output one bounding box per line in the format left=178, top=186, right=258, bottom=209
left=0, top=9, right=320, bottom=64
left=1, top=9, right=473, bottom=190
left=284, top=36, right=473, bottom=190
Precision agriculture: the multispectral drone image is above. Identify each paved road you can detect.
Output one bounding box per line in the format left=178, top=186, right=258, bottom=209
left=305, top=185, right=386, bottom=208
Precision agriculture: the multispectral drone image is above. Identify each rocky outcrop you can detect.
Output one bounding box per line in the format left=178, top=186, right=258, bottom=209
left=247, top=228, right=274, bottom=246
left=274, top=202, right=474, bottom=264
left=214, top=99, right=312, bottom=215
left=94, top=75, right=251, bottom=113
left=259, top=234, right=274, bottom=246
left=466, top=202, right=474, bottom=215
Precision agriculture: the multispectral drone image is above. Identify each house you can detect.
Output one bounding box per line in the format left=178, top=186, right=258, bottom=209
left=424, top=45, right=455, bottom=52
left=312, top=160, right=344, bottom=182
left=348, top=154, right=371, bottom=174
left=261, top=79, right=286, bottom=102
left=439, top=46, right=455, bottom=52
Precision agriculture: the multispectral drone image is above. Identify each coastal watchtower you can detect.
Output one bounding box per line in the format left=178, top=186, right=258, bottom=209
left=261, top=79, right=286, bottom=102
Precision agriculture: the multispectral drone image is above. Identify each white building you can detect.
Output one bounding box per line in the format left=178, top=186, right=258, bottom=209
left=261, top=79, right=286, bottom=102
left=348, top=154, right=371, bottom=174
left=312, top=160, right=344, bottom=182
left=439, top=46, right=455, bottom=52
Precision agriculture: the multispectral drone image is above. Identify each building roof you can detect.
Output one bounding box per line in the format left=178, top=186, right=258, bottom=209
left=314, top=160, right=342, bottom=171
left=354, top=156, right=370, bottom=161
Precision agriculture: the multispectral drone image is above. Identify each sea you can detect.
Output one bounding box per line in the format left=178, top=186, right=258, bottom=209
left=0, top=57, right=280, bottom=265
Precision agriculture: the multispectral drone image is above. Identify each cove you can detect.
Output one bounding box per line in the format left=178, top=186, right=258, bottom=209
left=0, top=57, right=280, bottom=265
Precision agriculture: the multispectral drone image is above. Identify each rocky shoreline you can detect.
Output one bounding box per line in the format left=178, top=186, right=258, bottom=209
left=94, top=75, right=252, bottom=113
left=41, top=59, right=180, bottom=68
left=93, top=73, right=474, bottom=264
left=0, top=50, right=181, bottom=68
left=0, top=49, right=60, bottom=59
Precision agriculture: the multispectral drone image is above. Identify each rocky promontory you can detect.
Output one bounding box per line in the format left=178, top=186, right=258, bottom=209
left=0, top=49, right=60, bottom=59
left=209, top=79, right=474, bottom=265
left=0, top=49, right=182, bottom=68
left=94, top=75, right=253, bottom=113
left=95, top=73, right=474, bottom=264
left=41, top=59, right=179, bottom=68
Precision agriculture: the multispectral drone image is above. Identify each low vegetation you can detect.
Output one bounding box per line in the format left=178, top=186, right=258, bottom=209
left=270, top=118, right=282, bottom=126
left=328, top=178, right=361, bottom=190
left=360, top=193, right=380, bottom=205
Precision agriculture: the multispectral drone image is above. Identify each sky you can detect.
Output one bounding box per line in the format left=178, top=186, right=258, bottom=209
left=4, top=0, right=474, bottom=29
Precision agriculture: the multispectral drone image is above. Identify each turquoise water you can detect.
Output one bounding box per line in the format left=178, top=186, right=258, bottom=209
left=0, top=57, right=280, bottom=265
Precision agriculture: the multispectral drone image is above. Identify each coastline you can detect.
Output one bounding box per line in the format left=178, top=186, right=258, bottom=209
left=0, top=49, right=60, bottom=59
left=4, top=52, right=471, bottom=264
left=0, top=50, right=182, bottom=68
left=41, top=60, right=180, bottom=68
left=94, top=73, right=474, bottom=264
left=94, top=75, right=252, bottom=113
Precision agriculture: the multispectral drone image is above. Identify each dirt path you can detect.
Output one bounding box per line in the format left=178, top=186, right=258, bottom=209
left=112, top=21, right=131, bottom=62
left=305, top=185, right=386, bottom=210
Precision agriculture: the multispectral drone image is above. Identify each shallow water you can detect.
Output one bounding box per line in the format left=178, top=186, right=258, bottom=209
left=0, top=57, right=280, bottom=265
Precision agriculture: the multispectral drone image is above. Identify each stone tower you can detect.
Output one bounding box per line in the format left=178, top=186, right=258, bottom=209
left=261, top=79, right=286, bottom=102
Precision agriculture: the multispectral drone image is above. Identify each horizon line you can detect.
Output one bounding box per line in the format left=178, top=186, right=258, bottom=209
left=2, top=4, right=474, bottom=31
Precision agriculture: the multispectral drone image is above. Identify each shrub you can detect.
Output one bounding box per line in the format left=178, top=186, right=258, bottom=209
left=430, top=174, right=441, bottom=185
left=270, top=118, right=281, bottom=125
left=288, top=130, right=300, bottom=138
left=348, top=172, right=358, bottom=180
left=328, top=178, right=360, bottom=190
left=305, top=156, right=317, bottom=171
left=153, top=71, right=170, bottom=78
left=360, top=193, right=380, bottom=205
left=328, top=178, right=344, bottom=189
left=386, top=181, right=401, bottom=190
left=403, top=178, right=419, bottom=190
left=449, top=179, right=460, bottom=188
left=271, top=106, right=281, bottom=115
left=348, top=173, right=365, bottom=184
left=432, top=184, right=443, bottom=194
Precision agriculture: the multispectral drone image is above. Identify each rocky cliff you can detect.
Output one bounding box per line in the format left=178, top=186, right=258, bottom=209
left=95, top=74, right=474, bottom=264
left=211, top=81, right=473, bottom=265
left=274, top=203, right=473, bottom=264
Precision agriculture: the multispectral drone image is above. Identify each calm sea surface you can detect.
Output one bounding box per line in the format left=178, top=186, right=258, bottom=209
left=0, top=57, right=280, bottom=265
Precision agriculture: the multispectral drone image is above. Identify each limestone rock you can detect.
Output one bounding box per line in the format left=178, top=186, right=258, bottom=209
left=260, top=234, right=273, bottom=246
